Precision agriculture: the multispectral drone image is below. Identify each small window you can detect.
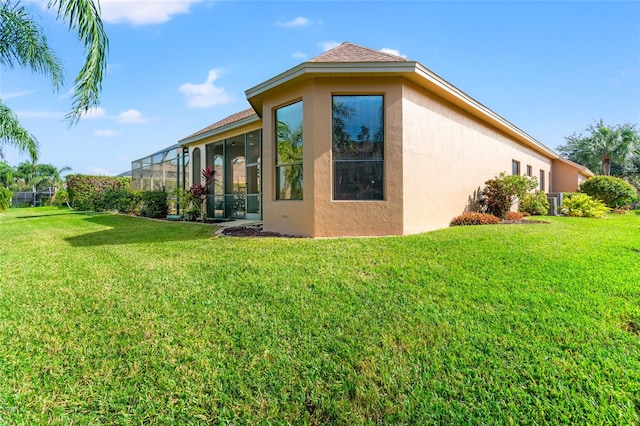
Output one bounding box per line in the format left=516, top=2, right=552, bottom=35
left=526, top=165, right=532, bottom=177
left=540, top=169, right=546, bottom=192
left=512, top=160, right=520, bottom=175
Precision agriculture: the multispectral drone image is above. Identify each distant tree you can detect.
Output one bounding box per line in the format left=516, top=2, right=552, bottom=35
left=558, top=120, right=639, bottom=176
left=13, top=161, right=70, bottom=191
left=0, top=160, right=13, bottom=187
left=0, top=0, right=108, bottom=162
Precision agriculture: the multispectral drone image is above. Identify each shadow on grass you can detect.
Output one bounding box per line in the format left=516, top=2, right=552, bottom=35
left=16, top=212, right=85, bottom=219
left=65, top=214, right=215, bottom=247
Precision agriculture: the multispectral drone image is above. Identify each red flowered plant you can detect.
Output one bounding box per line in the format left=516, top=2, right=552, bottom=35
left=186, top=168, right=217, bottom=220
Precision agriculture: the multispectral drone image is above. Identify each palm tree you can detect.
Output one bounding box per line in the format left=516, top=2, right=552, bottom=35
left=559, top=120, right=639, bottom=175
left=0, top=0, right=108, bottom=162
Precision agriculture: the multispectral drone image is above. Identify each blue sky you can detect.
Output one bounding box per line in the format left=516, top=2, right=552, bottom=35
left=1, top=0, right=639, bottom=176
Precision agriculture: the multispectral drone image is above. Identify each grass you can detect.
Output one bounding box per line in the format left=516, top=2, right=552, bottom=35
left=0, top=207, right=639, bottom=424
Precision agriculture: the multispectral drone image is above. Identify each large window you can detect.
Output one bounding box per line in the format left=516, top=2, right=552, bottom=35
left=275, top=101, right=303, bottom=200
left=332, top=95, right=384, bottom=200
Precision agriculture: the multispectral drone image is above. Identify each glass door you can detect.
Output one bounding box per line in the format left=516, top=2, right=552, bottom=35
left=245, top=130, right=261, bottom=220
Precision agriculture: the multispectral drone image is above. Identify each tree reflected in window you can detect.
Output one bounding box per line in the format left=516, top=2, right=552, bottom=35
left=275, top=101, right=303, bottom=200
left=333, top=95, right=383, bottom=200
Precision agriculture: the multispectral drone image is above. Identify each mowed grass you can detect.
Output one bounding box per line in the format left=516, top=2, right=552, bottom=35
left=0, top=207, right=639, bottom=424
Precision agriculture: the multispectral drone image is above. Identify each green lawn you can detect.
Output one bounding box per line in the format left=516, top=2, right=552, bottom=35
left=1, top=207, right=639, bottom=424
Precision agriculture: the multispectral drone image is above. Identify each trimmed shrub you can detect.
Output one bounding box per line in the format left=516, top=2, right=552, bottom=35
left=97, top=188, right=142, bottom=213
left=481, top=172, right=538, bottom=219
left=66, top=175, right=131, bottom=211
left=140, top=190, right=168, bottom=218
left=560, top=193, right=610, bottom=218
left=520, top=191, right=550, bottom=216
left=579, top=175, right=638, bottom=208
left=505, top=211, right=523, bottom=221
left=0, top=187, right=12, bottom=212
left=450, top=212, right=500, bottom=226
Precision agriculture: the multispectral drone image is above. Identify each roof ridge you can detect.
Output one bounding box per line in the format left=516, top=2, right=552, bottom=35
left=309, top=41, right=410, bottom=63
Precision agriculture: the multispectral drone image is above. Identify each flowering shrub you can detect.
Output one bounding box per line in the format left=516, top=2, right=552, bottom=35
left=505, top=211, right=523, bottom=221
left=481, top=172, right=538, bottom=219
left=450, top=212, right=500, bottom=226
left=561, top=193, right=610, bottom=218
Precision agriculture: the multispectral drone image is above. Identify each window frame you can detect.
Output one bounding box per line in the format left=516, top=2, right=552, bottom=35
left=274, top=100, right=303, bottom=201
left=512, top=160, right=521, bottom=175
left=539, top=169, right=546, bottom=192
left=332, top=94, right=385, bottom=201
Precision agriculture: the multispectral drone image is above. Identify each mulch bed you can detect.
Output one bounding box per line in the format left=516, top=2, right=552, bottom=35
left=220, top=225, right=302, bottom=238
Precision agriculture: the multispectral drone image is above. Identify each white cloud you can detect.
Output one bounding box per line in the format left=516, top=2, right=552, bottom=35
left=179, top=69, right=233, bottom=108
left=93, top=129, right=119, bottom=137
left=116, top=109, right=149, bottom=124
left=320, top=41, right=340, bottom=52
left=292, top=52, right=308, bottom=60
left=380, top=48, right=407, bottom=58
left=87, top=167, right=112, bottom=176
left=80, top=106, right=107, bottom=119
left=0, top=90, right=33, bottom=100
left=100, top=0, right=203, bottom=25
left=276, top=16, right=311, bottom=28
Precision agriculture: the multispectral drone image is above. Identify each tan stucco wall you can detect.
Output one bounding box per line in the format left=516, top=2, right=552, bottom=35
left=261, top=83, right=315, bottom=237
left=261, top=77, right=406, bottom=237
left=551, top=159, right=584, bottom=192
left=401, top=80, right=552, bottom=234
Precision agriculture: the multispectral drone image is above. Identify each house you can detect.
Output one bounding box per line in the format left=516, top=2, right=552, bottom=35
left=141, top=42, right=592, bottom=237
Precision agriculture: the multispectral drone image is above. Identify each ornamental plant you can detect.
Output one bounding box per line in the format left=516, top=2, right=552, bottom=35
left=560, top=193, right=610, bottom=218
left=519, top=191, right=550, bottom=216
left=0, top=186, right=12, bottom=211
left=579, top=175, right=637, bottom=208
left=481, top=172, right=538, bottom=219
left=185, top=167, right=217, bottom=220
left=450, top=212, right=500, bottom=226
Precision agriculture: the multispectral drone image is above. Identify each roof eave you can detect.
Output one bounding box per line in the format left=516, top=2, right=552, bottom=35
left=409, top=63, right=559, bottom=159
left=245, top=61, right=419, bottom=116
left=179, top=114, right=261, bottom=145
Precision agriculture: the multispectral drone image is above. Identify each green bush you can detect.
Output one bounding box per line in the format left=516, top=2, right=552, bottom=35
left=450, top=212, right=500, bottom=226
left=560, top=193, right=610, bottom=218
left=140, top=190, right=168, bottom=218
left=519, top=191, right=550, bottom=216
left=0, top=187, right=12, bottom=212
left=579, top=175, right=638, bottom=208
left=51, top=189, right=69, bottom=207
left=97, top=188, right=142, bottom=213
left=482, top=172, right=539, bottom=219
left=66, top=175, right=132, bottom=211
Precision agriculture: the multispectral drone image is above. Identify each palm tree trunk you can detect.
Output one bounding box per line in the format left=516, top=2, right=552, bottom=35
left=602, top=156, right=611, bottom=176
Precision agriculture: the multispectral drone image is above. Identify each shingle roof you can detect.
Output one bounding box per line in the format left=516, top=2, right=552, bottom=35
left=309, top=42, right=411, bottom=63
left=182, top=108, right=258, bottom=141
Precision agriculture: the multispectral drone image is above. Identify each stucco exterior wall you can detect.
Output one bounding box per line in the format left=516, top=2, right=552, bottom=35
left=261, top=82, right=316, bottom=237
left=552, top=159, right=586, bottom=193
left=261, top=77, right=405, bottom=237
left=401, top=81, right=552, bottom=234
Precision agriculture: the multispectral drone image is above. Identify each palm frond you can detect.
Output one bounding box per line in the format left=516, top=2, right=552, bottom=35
left=48, top=0, right=108, bottom=123
left=0, top=1, right=65, bottom=88
left=0, top=99, right=39, bottom=162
